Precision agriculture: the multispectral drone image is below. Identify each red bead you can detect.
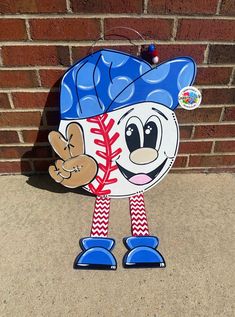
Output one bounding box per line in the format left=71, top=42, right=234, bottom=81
left=152, top=50, right=159, bottom=57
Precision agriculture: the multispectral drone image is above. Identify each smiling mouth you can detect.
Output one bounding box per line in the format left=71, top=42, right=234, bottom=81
left=116, top=158, right=168, bottom=185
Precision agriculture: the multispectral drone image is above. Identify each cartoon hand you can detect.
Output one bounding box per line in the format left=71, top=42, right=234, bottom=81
left=48, top=123, right=98, bottom=188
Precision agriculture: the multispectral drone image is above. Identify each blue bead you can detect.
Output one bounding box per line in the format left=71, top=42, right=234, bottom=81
left=148, top=44, right=156, bottom=52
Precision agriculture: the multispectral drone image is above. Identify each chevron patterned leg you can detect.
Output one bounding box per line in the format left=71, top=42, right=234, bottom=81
left=129, top=193, right=149, bottom=236
left=123, top=193, right=166, bottom=268
left=91, top=196, right=110, bottom=237
left=74, top=196, right=117, bottom=270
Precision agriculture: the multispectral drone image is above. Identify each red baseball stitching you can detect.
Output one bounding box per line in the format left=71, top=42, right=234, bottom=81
left=87, top=113, right=122, bottom=196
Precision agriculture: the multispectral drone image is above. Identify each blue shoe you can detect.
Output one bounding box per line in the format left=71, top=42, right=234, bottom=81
left=123, top=236, right=166, bottom=268
left=74, top=237, right=117, bottom=270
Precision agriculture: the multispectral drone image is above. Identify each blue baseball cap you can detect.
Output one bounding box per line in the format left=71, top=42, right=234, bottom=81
left=60, top=49, right=196, bottom=120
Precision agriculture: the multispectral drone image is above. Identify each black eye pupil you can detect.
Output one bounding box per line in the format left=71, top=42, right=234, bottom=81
left=125, top=123, right=140, bottom=153
left=144, top=121, right=158, bottom=148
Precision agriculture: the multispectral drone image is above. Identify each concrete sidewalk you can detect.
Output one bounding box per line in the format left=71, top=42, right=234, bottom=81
left=0, top=174, right=234, bottom=317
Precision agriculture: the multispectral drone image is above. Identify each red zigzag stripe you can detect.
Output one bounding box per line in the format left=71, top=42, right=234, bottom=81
left=91, top=196, right=110, bottom=237
left=129, top=193, right=150, bottom=237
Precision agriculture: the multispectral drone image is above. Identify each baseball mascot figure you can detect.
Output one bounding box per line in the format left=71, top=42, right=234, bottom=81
left=48, top=49, right=197, bottom=270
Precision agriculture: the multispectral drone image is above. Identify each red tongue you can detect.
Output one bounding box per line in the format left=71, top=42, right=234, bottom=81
left=129, top=174, right=152, bottom=185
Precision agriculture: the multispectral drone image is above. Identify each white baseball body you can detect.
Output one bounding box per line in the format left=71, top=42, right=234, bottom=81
left=59, top=102, right=179, bottom=198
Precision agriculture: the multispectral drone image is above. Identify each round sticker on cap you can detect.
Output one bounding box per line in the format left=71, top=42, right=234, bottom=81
left=178, top=86, right=202, bottom=110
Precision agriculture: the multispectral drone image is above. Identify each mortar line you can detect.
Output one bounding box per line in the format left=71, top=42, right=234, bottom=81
left=203, top=44, right=210, bottom=64
left=35, top=69, right=42, bottom=87
left=190, top=126, right=196, bottom=139
left=211, top=140, right=216, bottom=153
left=191, top=84, right=235, bottom=89
left=1, top=13, right=235, bottom=20
left=68, top=46, right=73, bottom=65
left=185, top=155, right=190, bottom=167
left=100, top=18, right=104, bottom=40
left=1, top=40, right=235, bottom=46
left=180, top=122, right=235, bottom=126
left=0, top=47, right=3, bottom=66
left=187, top=153, right=235, bottom=157
left=25, top=19, right=32, bottom=40
left=228, top=67, right=235, bottom=86
left=216, top=0, right=223, bottom=15
left=143, top=0, right=149, bottom=14
left=0, top=142, right=49, bottom=147
left=180, top=139, right=218, bottom=143
left=7, top=93, right=15, bottom=109
left=172, top=165, right=235, bottom=169
left=0, top=88, right=58, bottom=92
left=66, top=0, right=72, bottom=13
left=171, top=17, right=178, bottom=41
left=219, top=107, right=225, bottom=122
left=17, top=131, right=24, bottom=143
left=0, top=109, right=43, bottom=113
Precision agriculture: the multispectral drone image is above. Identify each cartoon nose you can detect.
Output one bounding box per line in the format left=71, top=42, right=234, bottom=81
left=130, top=148, right=158, bottom=165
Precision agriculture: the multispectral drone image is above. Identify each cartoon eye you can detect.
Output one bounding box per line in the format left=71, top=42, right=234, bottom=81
left=125, top=117, right=143, bottom=153
left=144, top=116, right=162, bottom=150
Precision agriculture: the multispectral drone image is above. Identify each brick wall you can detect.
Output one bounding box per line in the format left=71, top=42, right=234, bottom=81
left=0, top=0, right=234, bottom=175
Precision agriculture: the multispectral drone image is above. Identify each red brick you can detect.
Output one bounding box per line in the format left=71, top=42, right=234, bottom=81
left=104, top=18, right=173, bottom=40
left=208, top=45, right=235, bottom=64
left=194, top=125, right=235, bottom=139
left=0, top=131, right=19, bottom=144
left=0, top=70, right=39, bottom=88
left=179, top=125, right=193, bottom=139
left=214, top=140, right=235, bottom=152
left=12, top=92, right=59, bottom=109
left=45, top=110, right=60, bottom=126
left=220, top=0, right=235, bottom=16
left=39, top=69, right=65, bottom=88
left=33, top=159, right=54, bottom=172
left=176, top=108, right=221, bottom=124
left=22, top=129, right=50, bottom=143
left=0, top=146, right=52, bottom=159
left=30, top=19, right=100, bottom=41
left=0, top=19, right=27, bottom=40
left=0, top=111, right=42, bottom=128
left=189, top=155, right=235, bottom=167
left=2, top=46, right=70, bottom=67
left=173, top=156, right=188, bottom=167
left=202, top=88, right=235, bottom=105
left=222, top=107, right=235, bottom=121
left=156, top=44, right=206, bottom=64
left=195, top=67, right=232, bottom=85
left=0, top=0, right=67, bottom=13
left=71, top=0, right=142, bottom=13
left=0, top=93, right=11, bottom=109
left=0, top=161, right=31, bottom=174
left=148, top=0, right=218, bottom=15
left=177, top=19, right=235, bottom=41
left=72, top=45, right=139, bottom=62
left=179, top=141, right=213, bottom=154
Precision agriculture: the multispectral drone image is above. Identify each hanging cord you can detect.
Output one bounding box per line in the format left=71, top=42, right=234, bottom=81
left=88, top=26, right=158, bottom=64
left=88, top=26, right=146, bottom=55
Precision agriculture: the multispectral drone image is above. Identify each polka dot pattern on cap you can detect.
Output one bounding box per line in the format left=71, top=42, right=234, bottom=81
left=60, top=49, right=196, bottom=119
